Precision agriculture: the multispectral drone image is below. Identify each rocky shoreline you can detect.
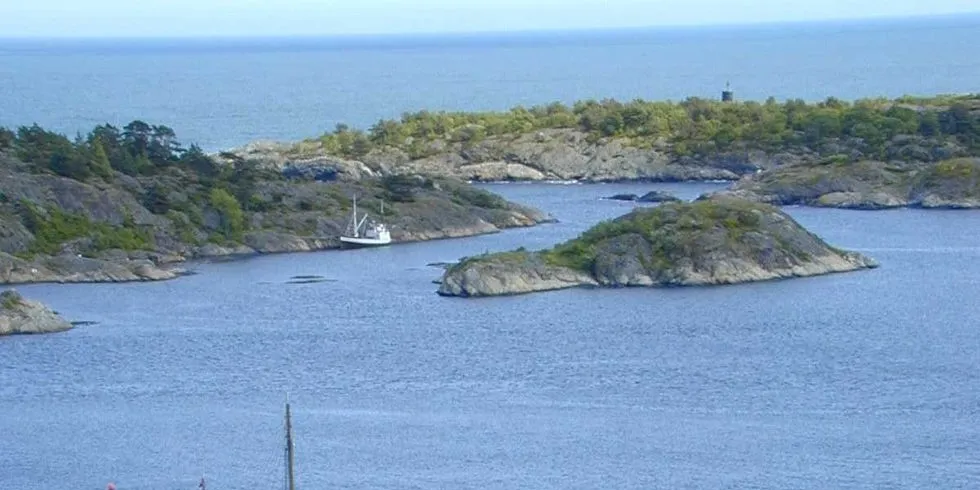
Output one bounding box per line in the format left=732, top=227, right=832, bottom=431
left=0, top=212, right=552, bottom=286
left=438, top=198, right=878, bottom=297
left=0, top=289, right=72, bottom=336
left=1, top=128, right=554, bottom=286
left=704, top=158, right=980, bottom=210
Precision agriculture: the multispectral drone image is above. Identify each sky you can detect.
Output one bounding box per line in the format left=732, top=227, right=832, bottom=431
left=1, top=0, right=979, bottom=38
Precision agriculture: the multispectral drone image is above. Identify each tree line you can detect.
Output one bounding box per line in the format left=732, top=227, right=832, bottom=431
left=310, top=94, right=980, bottom=160
left=0, top=120, right=224, bottom=181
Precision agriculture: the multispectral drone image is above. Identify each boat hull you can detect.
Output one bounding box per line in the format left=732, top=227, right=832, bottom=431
left=339, top=236, right=392, bottom=248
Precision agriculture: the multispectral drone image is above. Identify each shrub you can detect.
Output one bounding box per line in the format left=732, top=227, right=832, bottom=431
left=208, top=188, right=245, bottom=241
left=17, top=201, right=153, bottom=255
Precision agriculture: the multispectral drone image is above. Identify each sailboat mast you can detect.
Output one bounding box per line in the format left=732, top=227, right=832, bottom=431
left=352, top=195, right=359, bottom=237
left=285, top=401, right=295, bottom=490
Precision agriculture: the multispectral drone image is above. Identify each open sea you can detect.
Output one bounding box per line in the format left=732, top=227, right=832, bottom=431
left=1, top=14, right=979, bottom=151
left=1, top=15, right=980, bottom=490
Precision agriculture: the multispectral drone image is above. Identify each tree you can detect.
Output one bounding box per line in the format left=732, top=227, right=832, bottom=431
left=918, top=111, right=942, bottom=137
left=48, top=149, right=90, bottom=180
left=122, top=120, right=152, bottom=154
left=182, top=144, right=219, bottom=178
left=349, top=133, right=373, bottom=158
left=15, top=124, right=71, bottom=165
left=381, top=174, right=422, bottom=202
left=621, top=104, right=650, bottom=132
left=143, top=183, right=172, bottom=214
left=368, top=119, right=404, bottom=146
left=208, top=188, right=245, bottom=240
left=90, top=124, right=121, bottom=150
left=0, top=127, right=13, bottom=150
left=89, top=140, right=113, bottom=180
left=14, top=124, right=91, bottom=179
left=89, top=124, right=130, bottom=172
left=147, top=124, right=182, bottom=164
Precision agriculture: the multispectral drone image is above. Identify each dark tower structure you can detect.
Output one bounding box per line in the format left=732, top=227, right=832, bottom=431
left=721, top=82, right=734, bottom=102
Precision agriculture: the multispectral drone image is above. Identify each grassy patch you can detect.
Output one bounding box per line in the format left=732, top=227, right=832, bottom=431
left=18, top=201, right=154, bottom=256
left=1, top=290, right=22, bottom=310
left=450, top=185, right=508, bottom=209
left=543, top=200, right=769, bottom=272
left=933, top=158, right=977, bottom=178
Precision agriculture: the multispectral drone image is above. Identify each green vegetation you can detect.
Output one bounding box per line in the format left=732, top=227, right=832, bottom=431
left=932, top=158, right=977, bottom=178
left=305, top=94, right=980, bottom=160
left=544, top=200, right=765, bottom=272
left=452, top=248, right=533, bottom=272
left=16, top=201, right=153, bottom=256
left=208, top=188, right=245, bottom=241
left=0, top=120, right=280, bottom=255
left=450, top=184, right=509, bottom=209
left=13, top=121, right=185, bottom=180
left=1, top=290, right=22, bottom=310
left=911, top=158, right=980, bottom=197
left=380, top=174, right=427, bottom=202
left=0, top=119, right=539, bottom=262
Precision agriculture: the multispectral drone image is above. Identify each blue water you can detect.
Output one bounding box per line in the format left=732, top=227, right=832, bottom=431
left=2, top=182, right=980, bottom=490
left=2, top=15, right=980, bottom=150
left=2, top=17, right=980, bottom=490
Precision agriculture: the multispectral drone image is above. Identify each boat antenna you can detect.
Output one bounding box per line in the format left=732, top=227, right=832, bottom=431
left=285, top=394, right=295, bottom=490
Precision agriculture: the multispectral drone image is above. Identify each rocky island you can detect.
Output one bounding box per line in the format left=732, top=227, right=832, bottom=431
left=705, top=157, right=980, bottom=209
left=4, top=93, right=977, bottom=284
left=438, top=198, right=877, bottom=297
left=0, top=289, right=72, bottom=335
left=605, top=190, right=681, bottom=203
left=226, top=94, right=980, bottom=184
left=0, top=122, right=549, bottom=285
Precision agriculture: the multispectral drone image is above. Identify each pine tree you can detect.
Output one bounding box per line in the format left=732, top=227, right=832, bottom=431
left=90, top=140, right=113, bottom=180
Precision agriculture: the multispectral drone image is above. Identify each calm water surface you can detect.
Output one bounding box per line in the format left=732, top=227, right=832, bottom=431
left=2, top=182, right=979, bottom=490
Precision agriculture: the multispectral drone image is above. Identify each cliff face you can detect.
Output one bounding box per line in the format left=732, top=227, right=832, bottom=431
left=390, top=129, right=756, bottom=182
left=438, top=198, right=877, bottom=297
left=0, top=289, right=72, bottom=336
left=707, top=158, right=980, bottom=209
left=224, top=129, right=770, bottom=183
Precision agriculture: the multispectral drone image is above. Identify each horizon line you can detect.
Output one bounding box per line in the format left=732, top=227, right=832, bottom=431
left=0, top=11, right=977, bottom=42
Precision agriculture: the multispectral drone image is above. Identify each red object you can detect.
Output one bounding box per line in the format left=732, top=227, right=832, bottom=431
left=107, top=484, right=116, bottom=490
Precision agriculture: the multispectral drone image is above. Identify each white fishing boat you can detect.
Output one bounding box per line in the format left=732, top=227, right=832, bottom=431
left=339, top=195, right=391, bottom=247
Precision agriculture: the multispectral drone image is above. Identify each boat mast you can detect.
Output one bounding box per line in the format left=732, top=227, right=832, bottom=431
left=285, top=398, right=296, bottom=490
left=352, top=195, right=360, bottom=237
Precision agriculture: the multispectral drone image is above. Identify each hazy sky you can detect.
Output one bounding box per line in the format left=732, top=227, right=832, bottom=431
left=2, top=0, right=979, bottom=38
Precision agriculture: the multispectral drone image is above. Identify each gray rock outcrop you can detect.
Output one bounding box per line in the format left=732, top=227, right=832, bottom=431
left=224, top=129, right=758, bottom=183
left=637, top=191, right=681, bottom=203
left=0, top=252, right=180, bottom=285
left=706, top=158, right=980, bottom=210
left=0, top=289, right=73, bottom=336
left=438, top=251, right=597, bottom=297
